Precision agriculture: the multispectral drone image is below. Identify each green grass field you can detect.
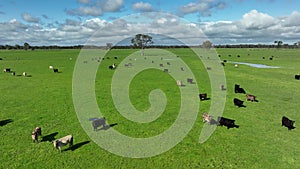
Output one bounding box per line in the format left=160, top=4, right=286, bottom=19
left=0, top=48, right=300, bottom=168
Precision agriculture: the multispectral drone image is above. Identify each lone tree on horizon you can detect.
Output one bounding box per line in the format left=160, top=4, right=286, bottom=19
left=131, top=34, right=153, bottom=56
left=274, top=40, right=283, bottom=48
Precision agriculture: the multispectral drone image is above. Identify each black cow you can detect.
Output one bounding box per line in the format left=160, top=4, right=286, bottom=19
left=282, top=116, right=295, bottom=130
left=92, top=117, right=106, bottom=131
left=295, top=75, right=300, bottom=80
left=217, top=116, right=239, bottom=129
left=199, top=93, right=208, bottom=100
left=187, top=78, right=194, bottom=84
left=234, top=98, right=245, bottom=107
left=234, top=84, right=246, bottom=94
left=53, top=68, right=58, bottom=73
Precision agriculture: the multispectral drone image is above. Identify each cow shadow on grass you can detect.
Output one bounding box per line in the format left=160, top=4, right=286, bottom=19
left=41, top=132, right=58, bottom=142
left=0, top=119, right=13, bottom=126
left=98, top=123, right=118, bottom=131
left=63, top=141, right=90, bottom=152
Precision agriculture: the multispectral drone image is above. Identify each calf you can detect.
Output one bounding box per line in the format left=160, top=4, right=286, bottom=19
left=282, top=116, right=295, bottom=130
left=246, top=94, right=256, bottom=102
left=234, top=98, right=245, bottom=107
left=217, top=116, right=239, bottom=129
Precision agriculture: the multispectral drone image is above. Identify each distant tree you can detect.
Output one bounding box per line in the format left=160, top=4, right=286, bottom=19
left=24, top=42, right=30, bottom=50
left=274, top=40, right=283, bottom=48
left=106, top=43, right=113, bottom=50
left=131, top=34, right=153, bottom=56
left=202, top=40, right=213, bottom=49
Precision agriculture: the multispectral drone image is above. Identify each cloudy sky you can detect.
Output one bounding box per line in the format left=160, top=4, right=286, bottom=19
left=0, top=0, right=300, bottom=46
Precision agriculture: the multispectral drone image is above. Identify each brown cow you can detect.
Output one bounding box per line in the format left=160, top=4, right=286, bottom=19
left=246, top=94, right=256, bottom=102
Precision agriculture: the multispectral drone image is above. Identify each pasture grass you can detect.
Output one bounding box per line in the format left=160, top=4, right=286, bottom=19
left=0, top=48, right=299, bottom=168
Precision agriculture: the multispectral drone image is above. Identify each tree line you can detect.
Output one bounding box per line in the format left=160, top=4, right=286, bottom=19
left=1, top=37, right=300, bottom=50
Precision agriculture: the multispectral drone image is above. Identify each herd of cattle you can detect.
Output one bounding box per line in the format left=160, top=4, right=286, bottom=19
left=3, top=65, right=59, bottom=77
left=202, top=83, right=296, bottom=130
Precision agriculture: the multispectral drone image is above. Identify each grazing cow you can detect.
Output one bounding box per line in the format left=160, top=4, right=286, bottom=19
left=177, top=80, right=183, bottom=86
left=221, top=62, right=225, bottom=66
left=217, top=116, right=239, bottom=129
left=22, top=72, right=27, bottom=77
left=114, top=57, right=118, bottom=59
left=109, top=63, right=116, bottom=69
left=199, top=93, right=208, bottom=100
left=246, top=94, right=256, bottom=102
left=49, top=66, right=53, bottom=69
left=3, top=68, right=10, bottom=73
left=234, top=84, right=246, bottom=94
left=282, top=116, right=295, bottom=130
left=52, top=135, right=73, bottom=153
left=12, top=71, right=15, bottom=76
left=206, top=67, right=212, bottom=70
left=167, top=62, right=171, bottom=65
left=187, top=78, right=194, bottom=84
left=181, top=67, right=184, bottom=71
left=92, top=117, right=106, bottom=131
left=53, top=68, right=58, bottom=73
left=164, top=69, right=168, bottom=73
left=202, top=112, right=217, bottom=125
left=159, top=64, right=163, bottom=67
left=234, top=98, right=245, bottom=107
left=31, top=127, right=42, bottom=143
left=234, top=64, right=238, bottom=68
left=295, top=75, right=300, bottom=80
left=220, top=84, right=226, bottom=91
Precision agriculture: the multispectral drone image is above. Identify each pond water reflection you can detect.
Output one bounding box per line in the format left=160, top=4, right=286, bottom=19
left=230, top=62, right=280, bottom=68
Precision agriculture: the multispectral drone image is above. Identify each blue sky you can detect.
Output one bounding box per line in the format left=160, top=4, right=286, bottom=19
left=0, top=0, right=300, bottom=46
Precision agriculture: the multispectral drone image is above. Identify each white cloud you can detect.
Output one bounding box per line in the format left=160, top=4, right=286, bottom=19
left=2, top=11, right=300, bottom=46
left=132, top=2, right=153, bottom=12
left=179, top=0, right=227, bottom=16
left=67, top=0, right=124, bottom=16
left=22, top=13, right=40, bottom=23
left=240, top=10, right=276, bottom=29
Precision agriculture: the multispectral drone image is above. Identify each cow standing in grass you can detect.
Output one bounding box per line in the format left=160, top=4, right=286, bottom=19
left=202, top=112, right=217, bottom=125
left=31, top=127, right=42, bottom=143
left=92, top=117, right=106, bottom=131
left=246, top=94, right=256, bottom=102
left=52, top=135, right=73, bottom=153
left=282, top=116, right=295, bottom=130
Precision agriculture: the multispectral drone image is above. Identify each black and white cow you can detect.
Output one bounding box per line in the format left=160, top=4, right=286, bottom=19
left=3, top=68, right=10, bottom=73
left=199, top=93, right=208, bottom=101
left=282, top=116, right=295, bottom=130
left=109, top=63, right=116, bottom=69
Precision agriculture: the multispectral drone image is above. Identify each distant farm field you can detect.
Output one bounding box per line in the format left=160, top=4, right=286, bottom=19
left=0, top=48, right=300, bottom=168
